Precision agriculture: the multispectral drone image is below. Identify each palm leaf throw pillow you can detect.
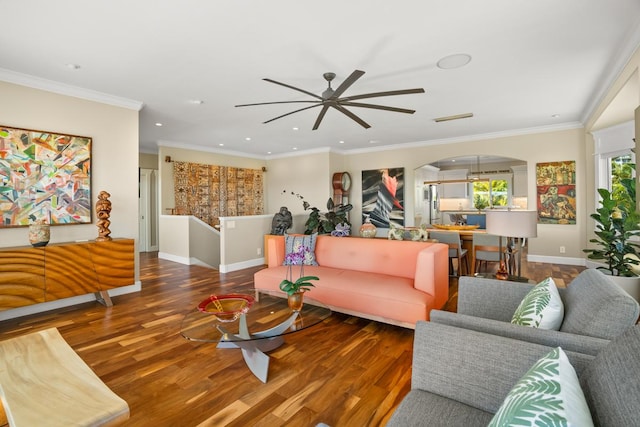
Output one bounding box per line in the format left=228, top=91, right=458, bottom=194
left=488, top=347, right=593, bottom=427
left=511, top=277, right=564, bottom=330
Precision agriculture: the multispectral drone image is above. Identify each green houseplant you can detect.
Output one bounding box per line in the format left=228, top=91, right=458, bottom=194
left=583, top=161, right=640, bottom=277
left=283, top=190, right=352, bottom=235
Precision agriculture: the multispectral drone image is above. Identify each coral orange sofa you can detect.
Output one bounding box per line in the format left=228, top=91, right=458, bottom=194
left=253, top=235, right=449, bottom=328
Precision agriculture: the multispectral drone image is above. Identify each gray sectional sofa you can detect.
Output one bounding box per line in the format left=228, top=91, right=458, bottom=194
left=386, top=321, right=640, bottom=426
left=430, top=268, right=639, bottom=355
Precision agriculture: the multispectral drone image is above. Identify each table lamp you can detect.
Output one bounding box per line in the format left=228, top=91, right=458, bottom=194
left=485, top=210, right=538, bottom=280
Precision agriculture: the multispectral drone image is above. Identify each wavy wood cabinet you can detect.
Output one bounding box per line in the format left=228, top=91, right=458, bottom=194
left=0, top=239, right=134, bottom=311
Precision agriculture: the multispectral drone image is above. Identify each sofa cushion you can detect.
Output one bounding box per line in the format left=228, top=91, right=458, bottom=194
left=511, top=277, right=564, bottom=330
left=581, top=324, right=640, bottom=426
left=386, top=389, right=494, bottom=427
left=560, top=268, right=640, bottom=339
left=254, top=265, right=434, bottom=324
left=488, top=347, right=593, bottom=427
left=283, top=233, right=318, bottom=266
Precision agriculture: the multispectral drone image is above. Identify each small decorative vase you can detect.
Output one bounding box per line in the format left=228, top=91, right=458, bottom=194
left=359, top=217, right=377, bottom=238
left=495, top=261, right=509, bottom=280
left=29, top=221, right=50, bottom=247
left=287, top=291, right=304, bottom=312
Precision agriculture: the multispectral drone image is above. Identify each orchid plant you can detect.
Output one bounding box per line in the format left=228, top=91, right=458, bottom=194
left=279, top=247, right=319, bottom=295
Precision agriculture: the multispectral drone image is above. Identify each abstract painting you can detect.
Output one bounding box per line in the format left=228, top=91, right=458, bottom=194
left=362, top=167, right=405, bottom=228
left=536, top=160, right=576, bottom=224
left=0, top=125, right=92, bottom=227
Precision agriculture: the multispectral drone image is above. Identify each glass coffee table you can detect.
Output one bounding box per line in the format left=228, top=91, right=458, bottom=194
left=180, top=288, right=331, bottom=383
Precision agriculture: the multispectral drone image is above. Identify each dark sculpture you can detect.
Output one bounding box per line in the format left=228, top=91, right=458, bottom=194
left=271, top=207, right=292, bottom=235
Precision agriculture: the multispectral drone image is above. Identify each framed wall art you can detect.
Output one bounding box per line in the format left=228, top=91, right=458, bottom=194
left=362, top=167, right=405, bottom=228
left=0, top=125, right=92, bottom=227
left=536, top=160, right=576, bottom=225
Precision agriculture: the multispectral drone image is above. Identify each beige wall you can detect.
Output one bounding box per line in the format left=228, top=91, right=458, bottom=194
left=266, top=150, right=332, bottom=217
left=0, top=82, right=140, bottom=268
left=339, top=127, right=586, bottom=261
left=139, top=152, right=158, bottom=169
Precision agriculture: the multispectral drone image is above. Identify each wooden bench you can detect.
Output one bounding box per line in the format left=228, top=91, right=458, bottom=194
left=0, top=328, right=129, bottom=426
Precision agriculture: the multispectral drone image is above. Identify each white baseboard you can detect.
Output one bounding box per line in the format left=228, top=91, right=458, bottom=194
left=0, top=281, right=141, bottom=322
left=219, top=258, right=265, bottom=273
left=527, top=254, right=586, bottom=266
left=158, top=252, right=191, bottom=265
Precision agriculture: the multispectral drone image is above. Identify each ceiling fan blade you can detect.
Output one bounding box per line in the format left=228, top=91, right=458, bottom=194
left=340, top=88, right=425, bottom=102
left=235, top=100, right=319, bottom=107
left=263, top=104, right=322, bottom=124
left=340, top=101, right=416, bottom=114
left=263, top=78, right=324, bottom=100
left=329, top=70, right=365, bottom=99
left=312, top=105, right=330, bottom=130
left=332, top=104, right=371, bottom=129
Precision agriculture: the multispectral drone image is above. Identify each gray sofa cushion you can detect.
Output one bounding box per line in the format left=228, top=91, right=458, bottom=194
left=581, top=324, right=640, bottom=426
left=560, top=268, right=640, bottom=339
left=387, top=389, right=493, bottom=427
left=430, top=310, right=610, bottom=356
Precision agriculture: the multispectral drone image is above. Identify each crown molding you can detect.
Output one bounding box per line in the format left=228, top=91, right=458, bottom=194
left=0, top=68, right=143, bottom=111
left=343, top=121, right=584, bottom=155
left=156, top=140, right=267, bottom=160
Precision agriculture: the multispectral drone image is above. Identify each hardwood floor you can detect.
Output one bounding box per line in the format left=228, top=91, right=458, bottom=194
left=0, top=252, right=584, bottom=427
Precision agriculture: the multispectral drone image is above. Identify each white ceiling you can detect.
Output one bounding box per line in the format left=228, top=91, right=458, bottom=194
left=1, top=0, right=639, bottom=158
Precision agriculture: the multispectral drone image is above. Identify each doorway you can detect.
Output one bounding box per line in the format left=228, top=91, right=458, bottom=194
left=139, top=168, right=159, bottom=252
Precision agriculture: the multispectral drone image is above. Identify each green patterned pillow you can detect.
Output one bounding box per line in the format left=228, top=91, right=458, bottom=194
left=511, top=277, right=564, bottom=330
left=488, top=347, right=594, bottom=427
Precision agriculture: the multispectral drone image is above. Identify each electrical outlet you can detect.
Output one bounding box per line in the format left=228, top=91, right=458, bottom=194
left=257, top=248, right=262, bottom=255
left=559, top=246, right=566, bottom=254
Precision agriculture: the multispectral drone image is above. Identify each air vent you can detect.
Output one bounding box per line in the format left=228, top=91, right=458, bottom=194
left=434, top=113, right=474, bottom=122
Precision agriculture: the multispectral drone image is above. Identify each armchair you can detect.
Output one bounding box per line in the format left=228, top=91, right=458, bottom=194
left=386, top=321, right=640, bottom=426
left=429, top=269, right=639, bottom=355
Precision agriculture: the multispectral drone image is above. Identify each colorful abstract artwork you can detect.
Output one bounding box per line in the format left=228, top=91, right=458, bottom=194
left=536, top=160, right=576, bottom=225
left=362, top=167, right=405, bottom=228
left=0, top=125, right=92, bottom=227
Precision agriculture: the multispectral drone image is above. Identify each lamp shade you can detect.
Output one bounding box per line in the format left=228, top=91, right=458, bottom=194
left=485, top=210, right=538, bottom=238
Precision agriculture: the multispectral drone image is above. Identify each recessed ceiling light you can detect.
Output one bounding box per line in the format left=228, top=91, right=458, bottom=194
left=551, top=114, right=560, bottom=118
left=189, top=99, right=204, bottom=105
left=369, top=140, right=379, bottom=144
left=267, top=151, right=272, bottom=154
left=155, top=122, right=163, bottom=127
left=437, top=54, right=472, bottom=70
left=452, top=159, right=456, bottom=162
left=292, top=127, right=299, bottom=131
left=245, top=137, right=251, bottom=141
left=219, top=143, right=224, bottom=146
left=339, top=140, right=345, bottom=144
left=65, top=63, right=81, bottom=70
left=292, top=147, right=298, bottom=150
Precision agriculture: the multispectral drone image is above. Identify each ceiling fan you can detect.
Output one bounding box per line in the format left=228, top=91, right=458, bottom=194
left=235, top=70, right=425, bottom=130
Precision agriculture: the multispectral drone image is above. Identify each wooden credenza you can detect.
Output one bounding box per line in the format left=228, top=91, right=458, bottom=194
left=0, top=239, right=134, bottom=311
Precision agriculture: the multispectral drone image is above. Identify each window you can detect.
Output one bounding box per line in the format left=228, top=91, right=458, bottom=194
left=473, top=179, right=508, bottom=209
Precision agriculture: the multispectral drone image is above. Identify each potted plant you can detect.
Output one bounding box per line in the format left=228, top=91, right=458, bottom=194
left=584, top=160, right=640, bottom=299
left=282, top=190, right=352, bottom=235
left=279, top=247, right=319, bottom=311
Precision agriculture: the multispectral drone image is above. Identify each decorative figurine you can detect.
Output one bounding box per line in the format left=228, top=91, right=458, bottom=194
left=271, top=206, right=292, bottom=235
left=96, top=190, right=112, bottom=241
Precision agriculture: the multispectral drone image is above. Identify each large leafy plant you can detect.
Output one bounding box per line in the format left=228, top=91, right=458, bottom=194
left=584, top=161, right=640, bottom=276
left=283, top=190, right=352, bottom=235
